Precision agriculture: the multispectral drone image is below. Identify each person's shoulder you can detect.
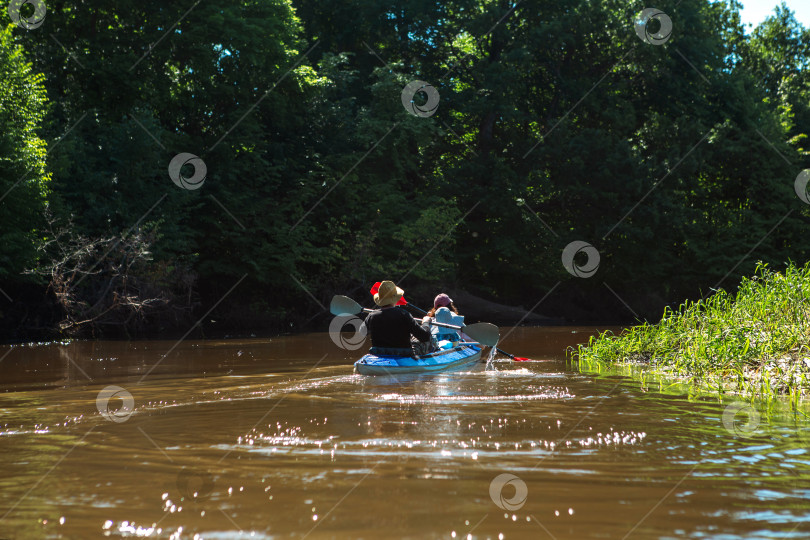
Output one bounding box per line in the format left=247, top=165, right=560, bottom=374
left=394, top=306, right=413, bottom=318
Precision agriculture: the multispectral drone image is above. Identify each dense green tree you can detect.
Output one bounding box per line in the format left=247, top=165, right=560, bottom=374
left=17, top=0, right=331, bottom=330
left=292, top=0, right=809, bottom=318
left=1, top=0, right=809, bottom=337
left=746, top=3, right=810, bottom=158
left=0, top=24, right=49, bottom=280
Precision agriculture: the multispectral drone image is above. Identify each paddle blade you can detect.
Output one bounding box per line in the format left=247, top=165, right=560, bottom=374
left=462, top=322, right=500, bottom=347
left=330, top=295, right=363, bottom=316
left=512, top=357, right=530, bottom=362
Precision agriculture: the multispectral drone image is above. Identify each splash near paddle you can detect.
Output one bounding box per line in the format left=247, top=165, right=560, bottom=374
left=370, top=282, right=408, bottom=306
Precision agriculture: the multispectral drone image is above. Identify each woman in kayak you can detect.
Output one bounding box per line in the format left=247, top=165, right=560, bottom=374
left=425, top=293, right=459, bottom=318
left=422, top=293, right=467, bottom=344
left=365, top=280, right=433, bottom=356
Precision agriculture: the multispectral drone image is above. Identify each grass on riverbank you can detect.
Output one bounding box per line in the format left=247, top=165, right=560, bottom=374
left=572, top=262, right=810, bottom=406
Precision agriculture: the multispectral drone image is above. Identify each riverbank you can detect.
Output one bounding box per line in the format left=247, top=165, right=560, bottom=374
left=571, top=262, right=810, bottom=407
left=0, top=283, right=570, bottom=344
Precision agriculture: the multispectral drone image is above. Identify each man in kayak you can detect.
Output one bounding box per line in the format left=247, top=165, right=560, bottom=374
left=365, top=280, right=433, bottom=356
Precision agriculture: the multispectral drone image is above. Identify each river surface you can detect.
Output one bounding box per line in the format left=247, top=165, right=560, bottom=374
left=1, top=327, right=810, bottom=539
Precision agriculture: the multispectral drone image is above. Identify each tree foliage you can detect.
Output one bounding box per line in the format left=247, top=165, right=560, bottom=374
left=0, top=24, right=49, bottom=280
left=1, top=0, right=809, bottom=337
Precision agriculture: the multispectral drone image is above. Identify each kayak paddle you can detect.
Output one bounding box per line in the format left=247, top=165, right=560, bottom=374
left=330, top=294, right=368, bottom=317
left=496, top=350, right=531, bottom=362
left=403, top=300, right=531, bottom=361
left=329, top=295, right=501, bottom=347
left=427, top=320, right=500, bottom=348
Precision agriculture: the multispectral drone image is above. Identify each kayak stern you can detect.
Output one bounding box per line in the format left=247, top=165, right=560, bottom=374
left=354, top=344, right=483, bottom=375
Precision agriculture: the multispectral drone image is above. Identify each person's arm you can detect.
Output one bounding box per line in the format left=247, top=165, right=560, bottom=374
left=408, top=313, right=432, bottom=342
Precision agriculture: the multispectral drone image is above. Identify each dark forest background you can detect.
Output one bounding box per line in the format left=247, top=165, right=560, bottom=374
left=1, top=0, right=808, bottom=340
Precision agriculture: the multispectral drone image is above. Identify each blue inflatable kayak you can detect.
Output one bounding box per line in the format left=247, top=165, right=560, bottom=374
left=354, top=344, right=483, bottom=375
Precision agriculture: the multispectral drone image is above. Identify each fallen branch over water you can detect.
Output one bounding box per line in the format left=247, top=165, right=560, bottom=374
left=571, top=262, right=810, bottom=407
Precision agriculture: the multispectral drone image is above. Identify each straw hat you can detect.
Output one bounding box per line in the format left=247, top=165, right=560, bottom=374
left=374, top=280, right=404, bottom=306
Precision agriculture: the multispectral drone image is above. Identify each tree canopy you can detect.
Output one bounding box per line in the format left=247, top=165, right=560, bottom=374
left=0, top=24, right=49, bottom=281
left=0, top=0, right=808, bottom=339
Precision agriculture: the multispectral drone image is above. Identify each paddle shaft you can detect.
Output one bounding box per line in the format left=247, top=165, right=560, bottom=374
left=360, top=306, right=464, bottom=331
left=406, top=302, right=521, bottom=360
left=331, top=295, right=499, bottom=347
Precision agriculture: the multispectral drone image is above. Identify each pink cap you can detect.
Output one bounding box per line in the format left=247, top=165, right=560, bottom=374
left=433, top=293, right=452, bottom=308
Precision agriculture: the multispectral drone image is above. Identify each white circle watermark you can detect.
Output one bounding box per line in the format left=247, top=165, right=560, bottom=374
left=721, top=402, right=760, bottom=437
left=562, top=240, right=600, bottom=278
left=401, top=80, right=439, bottom=117
left=168, top=153, right=207, bottom=190
left=328, top=315, right=367, bottom=351
left=176, top=469, right=214, bottom=505
left=635, top=8, right=672, bottom=45
left=96, top=385, right=135, bottom=423
left=794, top=169, right=810, bottom=205
left=490, top=473, right=527, bottom=511
left=8, top=0, right=46, bottom=30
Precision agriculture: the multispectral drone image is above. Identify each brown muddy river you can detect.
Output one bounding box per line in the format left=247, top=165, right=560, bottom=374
left=1, top=326, right=809, bottom=539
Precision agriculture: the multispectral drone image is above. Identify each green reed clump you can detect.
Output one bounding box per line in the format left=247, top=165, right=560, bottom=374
left=573, top=262, right=810, bottom=404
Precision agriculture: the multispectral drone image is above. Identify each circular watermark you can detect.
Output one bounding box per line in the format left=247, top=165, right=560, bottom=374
left=562, top=240, right=600, bottom=278
left=168, top=153, right=207, bottom=190
left=721, top=402, right=761, bottom=437
left=635, top=8, right=672, bottom=45
left=794, top=169, right=810, bottom=205
left=96, top=385, right=135, bottom=423
left=401, top=80, right=440, bottom=117
left=8, top=0, right=46, bottom=30
left=176, top=469, right=214, bottom=506
left=328, top=315, right=367, bottom=351
left=489, top=473, right=527, bottom=511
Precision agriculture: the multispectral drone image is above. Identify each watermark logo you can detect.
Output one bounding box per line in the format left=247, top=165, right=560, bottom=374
left=635, top=8, right=672, bottom=45
left=96, top=385, right=135, bottom=423
left=490, top=473, right=527, bottom=511
left=328, top=315, right=367, bottom=350
left=562, top=240, right=600, bottom=278
left=721, top=402, right=760, bottom=437
left=168, top=152, right=207, bottom=190
left=8, top=0, right=46, bottom=30
left=795, top=169, right=810, bottom=204
left=401, top=80, right=439, bottom=117
left=176, top=469, right=214, bottom=505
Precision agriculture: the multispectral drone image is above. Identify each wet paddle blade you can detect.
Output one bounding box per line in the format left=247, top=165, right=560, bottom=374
left=330, top=295, right=363, bottom=316
left=512, top=356, right=530, bottom=362
left=463, top=322, right=500, bottom=347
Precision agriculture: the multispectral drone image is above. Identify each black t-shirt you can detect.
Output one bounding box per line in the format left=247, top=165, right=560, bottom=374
left=365, top=306, right=431, bottom=348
